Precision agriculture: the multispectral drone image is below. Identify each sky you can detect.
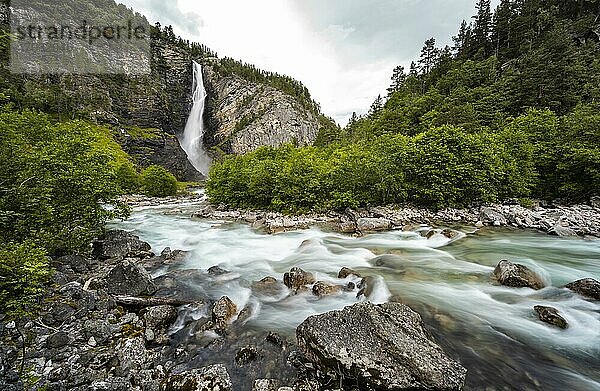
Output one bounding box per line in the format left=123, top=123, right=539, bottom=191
left=118, top=0, right=499, bottom=125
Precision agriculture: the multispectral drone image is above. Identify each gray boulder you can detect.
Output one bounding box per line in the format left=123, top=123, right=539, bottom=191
left=357, top=217, right=393, bottom=232
left=311, top=281, right=342, bottom=297
left=212, top=296, right=237, bottom=328
left=565, top=278, right=600, bottom=300
left=160, top=364, right=232, bottom=391
left=296, top=302, right=467, bottom=390
left=106, top=260, right=157, bottom=296
left=492, top=260, right=546, bottom=290
left=143, top=305, right=178, bottom=330
left=283, top=267, right=316, bottom=293
left=534, top=306, right=568, bottom=329
left=479, top=207, right=507, bottom=226
left=92, top=230, right=151, bottom=260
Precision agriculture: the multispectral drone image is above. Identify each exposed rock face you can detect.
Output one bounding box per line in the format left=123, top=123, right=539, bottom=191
left=492, top=260, right=546, bottom=290
left=92, top=230, right=152, bottom=260
left=203, top=64, right=320, bottom=155
left=161, top=364, right=232, bottom=391
left=106, top=260, right=157, bottom=296
left=296, top=302, right=467, bottom=390
left=283, top=267, right=316, bottom=293
left=534, top=306, right=569, bottom=329
left=565, top=278, right=600, bottom=300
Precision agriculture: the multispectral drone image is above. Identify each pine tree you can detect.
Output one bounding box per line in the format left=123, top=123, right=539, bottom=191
left=387, top=65, right=406, bottom=95
left=471, top=0, right=493, bottom=57
left=492, top=0, right=514, bottom=60
left=452, top=20, right=470, bottom=57
left=369, top=95, right=384, bottom=116
left=418, top=38, right=438, bottom=74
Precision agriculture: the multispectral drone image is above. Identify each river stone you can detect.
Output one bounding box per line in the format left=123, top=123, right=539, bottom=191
left=106, top=260, right=157, bottom=296
left=357, top=217, right=393, bottom=232
left=252, top=277, right=286, bottom=297
left=338, top=267, right=361, bottom=279
left=534, top=306, right=569, bottom=329
left=212, top=296, right=237, bottom=328
left=296, top=302, right=467, bottom=390
left=312, top=281, right=342, bottom=297
left=252, top=379, right=280, bottom=391
left=479, top=207, right=507, bottom=226
left=492, top=260, right=546, bottom=290
left=143, top=305, right=178, bottom=330
left=92, top=230, right=151, bottom=260
left=161, top=364, right=232, bottom=391
left=565, top=278, right=600, bottom=300
left=283, top=267, right=316, bottom=293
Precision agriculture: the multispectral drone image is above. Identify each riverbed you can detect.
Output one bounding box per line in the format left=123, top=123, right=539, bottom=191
left=109, top=200, right=600, bottom=390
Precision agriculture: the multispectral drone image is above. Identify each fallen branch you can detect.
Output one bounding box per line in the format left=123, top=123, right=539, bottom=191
left=113, top=295, right=196, bottom=307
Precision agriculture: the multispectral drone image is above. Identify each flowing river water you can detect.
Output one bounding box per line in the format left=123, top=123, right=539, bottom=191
left=109, top=198, right=600, bottom=390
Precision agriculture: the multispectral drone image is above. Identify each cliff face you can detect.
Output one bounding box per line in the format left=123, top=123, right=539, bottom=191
left=203, top=64, right=320, bottom=155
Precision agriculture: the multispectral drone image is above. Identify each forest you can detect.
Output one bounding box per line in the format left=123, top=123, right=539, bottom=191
left=207, top=0, right=600, bottom=213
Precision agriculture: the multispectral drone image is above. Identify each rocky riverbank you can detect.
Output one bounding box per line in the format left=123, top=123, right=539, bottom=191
left=123, top=193, right=600, bottom=238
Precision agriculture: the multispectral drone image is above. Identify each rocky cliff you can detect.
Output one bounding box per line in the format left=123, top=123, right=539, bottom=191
left=202, top=63, right=320, bottom=155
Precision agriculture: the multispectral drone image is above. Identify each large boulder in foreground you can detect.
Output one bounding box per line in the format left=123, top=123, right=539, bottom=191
left=492, top=260, right=545, bottom=290
left=296, top=302, right=467, bottom=390
left=565, top=278, right=600, bottom=300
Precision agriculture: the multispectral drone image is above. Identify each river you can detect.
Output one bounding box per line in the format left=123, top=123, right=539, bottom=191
left=109, top=198, right=600, bottom=390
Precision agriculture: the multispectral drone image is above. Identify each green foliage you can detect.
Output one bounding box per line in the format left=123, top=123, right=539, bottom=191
left=0, top=242, right=52, bottom=317
left=140, top=165, right=178, bottom=197
left=0, top=110, right=130, bottom=255
left=207, top=125, right=535, bottom=212
left=116, top=162, right=141, bottom=194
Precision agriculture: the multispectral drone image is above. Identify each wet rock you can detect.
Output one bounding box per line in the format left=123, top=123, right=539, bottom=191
left=296, top=302, right=466, bottom=390
left=144, top=248, right=188, bottom=270
left=46, top=331, right=70, bottom=349
left=252, top=379, right=280, bottom=391
left=283, top=267, right=316, bottom=293
left=92, top=230, right=151, bottom=260
left=161, top=364, right=232, bottom=391
left=311, top=281, right=342, bottom=297
left=153, top=269, right=208, bottom=301
left=591, top=196, right=600, bottom=209
left=356, top=217, right=393, bottom=232
left=480, top=207, right=507, bottom=226
left=235, top=346, right=259, bottom=366
left=252, top=277, right=286, bottom=298
left=549, top=224, right=577, bottom=237
left=534, top=306, right=569, bottom=329
left=492, top=260, right=546, bottom=290
left=143, top=305, right=178, bottom=330
left=565, top=278, right=600, bottom=300
left=212, top=296, right=238, bottom=328
left=208, top=266, right=230, bottom=276
left=338, top=267, right=361, bottom=279
left=106, top=260, right=157, bottom=296
left=357, top=276, right=376, bottom=298
left=441, top=229, right=458, bottom=239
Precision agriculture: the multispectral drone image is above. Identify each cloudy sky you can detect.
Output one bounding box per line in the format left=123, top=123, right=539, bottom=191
left=119, top=0, right=497, bottom=125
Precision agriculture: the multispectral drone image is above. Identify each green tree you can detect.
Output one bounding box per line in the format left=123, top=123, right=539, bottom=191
left=141, top=165, right=178, bottom=197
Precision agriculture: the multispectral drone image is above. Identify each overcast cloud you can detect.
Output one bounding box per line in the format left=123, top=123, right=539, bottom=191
left=119, top=0, right=498, bottom=125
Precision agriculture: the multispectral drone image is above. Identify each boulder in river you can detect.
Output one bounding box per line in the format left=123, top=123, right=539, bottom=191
left=492, top=260, right=546, bottom=290
left=212, top=296, right=238, bottom=328
left=565, top=278, right=600, bottom=300
left=534, top=306, right=568, bottom=329
left=296, top=302, right=467, bottom=390
left=311, top=281, right=342, bottom=297
left=160, top=364, right=232, bottom=391
left=338, top=267, right=361, bottom=279
left=251, top=277, right=286, bottom=298
left=106, top=260, right=157, bottom=296
left=283, top=267, right=316, bottom=293
left=357, top=217, right=393, bottom=232
left=92, top=230, right=151, bottom=260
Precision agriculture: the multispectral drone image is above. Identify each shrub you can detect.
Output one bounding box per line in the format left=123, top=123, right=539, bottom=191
left=0, top=242, right=52, bottom=316
left=116, top=162, right=141, bottom=194
left=140, top=165, right=178, bottom=197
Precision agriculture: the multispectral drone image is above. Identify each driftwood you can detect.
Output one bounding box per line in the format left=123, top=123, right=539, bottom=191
left=113, top=295, right=196, bottom=307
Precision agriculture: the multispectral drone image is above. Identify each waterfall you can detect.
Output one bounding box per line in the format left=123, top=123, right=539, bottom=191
left=180, top=61, right=212, bottom=176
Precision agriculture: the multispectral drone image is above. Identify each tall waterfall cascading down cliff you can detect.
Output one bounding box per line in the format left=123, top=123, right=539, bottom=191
left=180, top=61, right=212, bottom=176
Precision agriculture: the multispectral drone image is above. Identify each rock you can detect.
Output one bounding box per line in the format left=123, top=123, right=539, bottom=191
left=106, top=260, right=157, bottom=296
left=283, top=267, right=316, bottom=293
left=55, top=255, right=90, bottom=273
left=208, top=266, right=230, bottom=276
left=356, top=276, right=376, bottom=298
left=479, top=207, right=507, bottom=226
left=549, top=224, right=577, bottom=237
left=212, top=296, right=237, bottom=328
left=356, top=217, right=393, bottom=232
left=534, top=306, right=569, bottom=329
left=117, top=336, right=149, bottom=371
left=441, top=229, right=458, bottom=239
left=252, top=277, right=286, bottom=298
left=161, top=364, right=232, bottom=391
left=565, top=278, right=600, bottom=300
left=311, top=281, right=342, bottom=297
left=84, top=319, right=115, bottom=345
left=235, top=346, right=259, bottom=366
left=92, top=230, right=151, bottom=260
left=253, top=379, right=280, bottom=391
left=46, top=331, right=70, bottom=349
left=296, top=302, right=466, bottom=390
left=492, top=260, right=546, bottom=290
left=338, top=267, right=361, bottom=279
left=143, top=305, right=178, bottom=330
left=591, top=196, right=600, bottom=209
